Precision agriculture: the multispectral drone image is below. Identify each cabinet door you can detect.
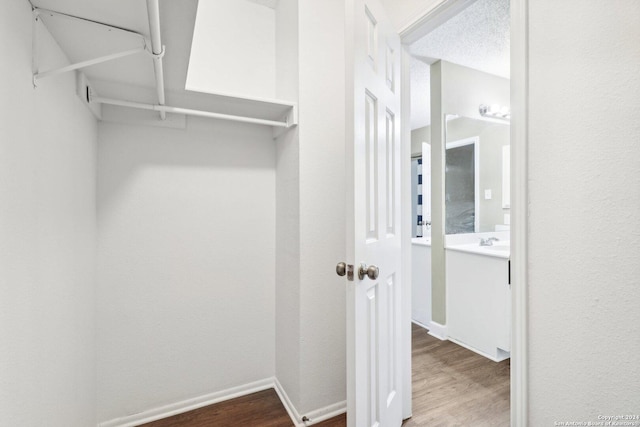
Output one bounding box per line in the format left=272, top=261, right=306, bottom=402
left=447, top=251, right=510, bottom=361
left=496, top=263, right=511, bottom=352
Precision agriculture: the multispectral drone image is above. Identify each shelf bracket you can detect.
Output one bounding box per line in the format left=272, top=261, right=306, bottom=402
left=31, top=7, right=149, bottom=87
left=33, top=46, right=147, bottom=86
left=273, top=105, right=298, bottom=139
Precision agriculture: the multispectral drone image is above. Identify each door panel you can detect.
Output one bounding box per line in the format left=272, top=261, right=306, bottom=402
left=365, top=91, right=379, bottom=241
left=385, top=110, right=396, bottom=236
left=347, top=0, right=402, bottom=425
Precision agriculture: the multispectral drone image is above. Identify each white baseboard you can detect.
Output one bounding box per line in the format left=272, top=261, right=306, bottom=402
left=426, top=321, right=448, bottom=341
left=447, top=337, right=510, bottom=363
left=98, top=378, right=274, bottom=427
left=98, top=377, right=346, bottom=427
left=273, top=377, right=303, bottom=426
left=301, top=400, right=347, bottom=425
left=273, top=378, right=346, bottom=426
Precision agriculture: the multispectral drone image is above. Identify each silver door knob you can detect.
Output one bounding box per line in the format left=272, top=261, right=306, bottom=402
left=359, top=263, right=379, bottom=280
left=337, top=262, right=354, bottom=281
left=336, top=262, right=347, bottom=276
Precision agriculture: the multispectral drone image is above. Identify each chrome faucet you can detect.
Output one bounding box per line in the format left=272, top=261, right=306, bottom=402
left=479, top=237, right=500, bottom=246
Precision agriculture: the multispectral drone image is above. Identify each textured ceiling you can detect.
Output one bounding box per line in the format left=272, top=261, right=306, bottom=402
left=409, top=0, right=510, bottom=130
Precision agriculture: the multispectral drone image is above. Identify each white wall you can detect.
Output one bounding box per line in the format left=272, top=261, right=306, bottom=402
left=411, top=125, right=431, bottom=156
left=527, top=1, right=640, bottom=423
left=186, top=0, right=276, bottom=99
left=273, top=0, right=348, bottom=417
left=297, top=0, right=347, bottom=414
left=0, top=2, right=97, bottom=426
left=96, top=119, right=276, bottom=423
left=275, top=0, right=302, bottom=410
left=440, top=61, right=510, bottom=122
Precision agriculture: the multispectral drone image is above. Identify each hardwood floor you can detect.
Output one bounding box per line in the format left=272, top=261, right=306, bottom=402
left=137, top=389, right=292, bottom=427
left=314, top=414, right=347, bottom=426
left=140, top=324, right=509, bottom=426
left=402, top=323, right=510, bottom=426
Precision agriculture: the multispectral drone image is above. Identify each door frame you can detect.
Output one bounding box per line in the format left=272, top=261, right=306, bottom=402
left=397, top=0, right=528, bottom=425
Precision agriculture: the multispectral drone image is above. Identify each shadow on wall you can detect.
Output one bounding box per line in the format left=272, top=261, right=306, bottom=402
left=97, top=116, right=277, bottom=213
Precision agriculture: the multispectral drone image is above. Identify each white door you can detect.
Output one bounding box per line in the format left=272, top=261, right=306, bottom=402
left=344, top=0, right=402, bottom=425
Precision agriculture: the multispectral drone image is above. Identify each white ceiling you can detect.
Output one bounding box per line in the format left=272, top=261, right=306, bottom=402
left=409, top=0, right=510, bottom=130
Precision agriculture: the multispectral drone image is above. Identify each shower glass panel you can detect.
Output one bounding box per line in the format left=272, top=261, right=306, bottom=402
left=445, top=140, right=477, bottom=234
left=445, top=116, right=510, bottom=234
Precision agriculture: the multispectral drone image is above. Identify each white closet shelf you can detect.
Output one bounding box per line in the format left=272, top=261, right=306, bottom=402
left=88, top=79, right=298, bottom=129
left=32, top=4, right=297, bottom=130
left=177, top=89, right=298, bottom=128
left=92, top=95, right=296, bottom=128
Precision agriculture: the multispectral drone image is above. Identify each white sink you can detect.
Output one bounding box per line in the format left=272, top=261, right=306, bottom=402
left=446, top=241, right=510, bottom=258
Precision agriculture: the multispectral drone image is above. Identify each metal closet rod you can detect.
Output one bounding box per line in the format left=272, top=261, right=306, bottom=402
left=33, top=3, right=294, bottom=128
left=92, top=96, right=292, bottom=128
left=146, top=0, right=166, bottom=120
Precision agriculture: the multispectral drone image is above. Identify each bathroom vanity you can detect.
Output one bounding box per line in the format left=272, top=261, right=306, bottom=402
left=446, top=239, right=511, bottom=362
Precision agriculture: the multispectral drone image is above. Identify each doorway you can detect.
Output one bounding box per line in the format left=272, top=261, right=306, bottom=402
left=400, top=0, right=522, bottom=424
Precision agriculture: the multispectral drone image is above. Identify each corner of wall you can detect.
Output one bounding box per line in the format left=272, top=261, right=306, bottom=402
left=274, top=0, right=303, bottom=414
left=275, top=124, right=302, bottom=412
left=0, top=2, right=98, bottom=424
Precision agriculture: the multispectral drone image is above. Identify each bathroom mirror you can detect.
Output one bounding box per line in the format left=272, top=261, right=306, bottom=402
left=445, top=115, right=510, bottom=234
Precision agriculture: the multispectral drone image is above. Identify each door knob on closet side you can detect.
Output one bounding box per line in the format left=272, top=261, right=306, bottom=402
left=336, top=262, right=355, bottom=281
left=336, top=262, right=347, bottom=276
left=358, top=263, right=379, bottom=280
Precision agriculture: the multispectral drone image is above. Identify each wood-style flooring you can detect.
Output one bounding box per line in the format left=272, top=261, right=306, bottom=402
left=137, top=389, right=290, bottom=427
left=137, top=389, right=345, bottom=427
left=402, top=323, right=510, bottom=426
left=141, top=323, right=509, bottom=426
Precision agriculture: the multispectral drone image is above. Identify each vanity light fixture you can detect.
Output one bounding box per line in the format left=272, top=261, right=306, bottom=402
left=479, top=104, right=511, bottom=120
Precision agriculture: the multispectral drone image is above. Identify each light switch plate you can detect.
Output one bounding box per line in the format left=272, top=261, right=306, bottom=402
left=485, top=189, right=492, bottom=200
